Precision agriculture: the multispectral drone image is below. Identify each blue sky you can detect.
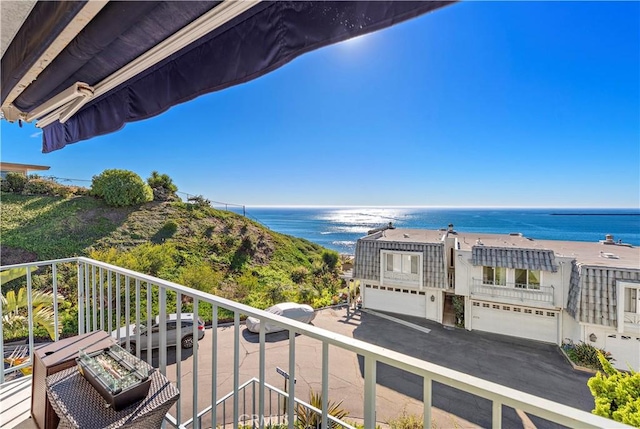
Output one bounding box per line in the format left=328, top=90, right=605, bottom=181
left=1, top=1, right=639, bottom=208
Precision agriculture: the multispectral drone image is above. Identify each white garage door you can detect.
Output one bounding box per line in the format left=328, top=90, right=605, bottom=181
left=605, top=334, right=640, bottom=371
left=364, top=285, right=426, bottom=318
left=470, top=301, right=558, bottom=343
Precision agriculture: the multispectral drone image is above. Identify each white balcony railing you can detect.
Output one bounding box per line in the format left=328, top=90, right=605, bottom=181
left=624, top=312, right=640, bottom=324
left=471, top=279, right=555, bottom=305
left=1, top=257, right=631, bottom=429
left=382, top=270, right=419, bottom=283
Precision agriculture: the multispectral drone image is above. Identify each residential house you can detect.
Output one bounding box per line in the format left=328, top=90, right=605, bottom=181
left=0, top=162, right=50, bottom=179
left=353, top=225, right=640, bottom=371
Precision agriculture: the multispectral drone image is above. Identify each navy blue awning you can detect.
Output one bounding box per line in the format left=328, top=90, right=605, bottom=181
left=1, top=1, right=453, bottom=153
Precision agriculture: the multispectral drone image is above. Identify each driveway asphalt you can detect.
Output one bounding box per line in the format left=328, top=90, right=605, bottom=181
left=150, top=307, right=594, bottom=428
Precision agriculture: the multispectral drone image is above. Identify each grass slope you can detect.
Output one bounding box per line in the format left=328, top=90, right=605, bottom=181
left=1, top=194, right=342, bottom=316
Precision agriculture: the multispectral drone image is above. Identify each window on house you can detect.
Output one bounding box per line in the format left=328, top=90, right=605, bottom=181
left=482, top=266, right=506, bottom=286
left=625, top=287, right=638, bottom=313
left=515, top=269, right=540, bottom=290
left=386, top=254, right=394, bottom=272
left=385, top=253, right=419, bottom=275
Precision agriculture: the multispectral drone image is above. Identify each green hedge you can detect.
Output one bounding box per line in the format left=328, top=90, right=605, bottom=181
left=91, top=169, right=153, bottom=207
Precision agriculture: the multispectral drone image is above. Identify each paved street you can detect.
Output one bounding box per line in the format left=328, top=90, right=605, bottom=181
left=147, top=307, right=594, bottom=428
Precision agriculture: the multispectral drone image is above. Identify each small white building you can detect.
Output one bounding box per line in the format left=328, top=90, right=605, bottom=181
left=353, top=226, right=640, bottom=371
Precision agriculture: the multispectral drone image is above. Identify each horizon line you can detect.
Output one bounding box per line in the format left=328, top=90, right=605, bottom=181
left=243, top=205, right=640, bottom=210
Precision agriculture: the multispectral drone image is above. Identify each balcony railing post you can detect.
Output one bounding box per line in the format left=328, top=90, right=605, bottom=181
left=423, top=376, right=432, bottom=429
left=100, top=267, right=105, bottom=331
left=175, top=292, right=182, bottom=425
left=52, top=263, right=59, bottom=342
left=135, top=279, right=141, bottom=358
left=234, top=311, right=240, bottom=427
left=212, top=303, right=218, bottom=428
left=321, top=342, right=329, bottom=429
left=363, top=355, right=376, bottom=429
left=26, top=268, right=35, bottom=365
left=115, top=274, right=121, bottom=339
left=159, top=286, right=167, bottom=375
left=259, top=317, right=265, bottom=429
left=107, top=269, right=112, bottom=334
left=192, top=298, right=200, bottom=429
left=124, top=276, right=130, bottom=351
left=252, top=379, right=256, bottom=428
left=78, top=261, right=84, bottom=334
left=287, top=330, right=296, bottom=429
left=146, top=282, right=152, bottom=365
left=493, top=401, right=503, bottom=429
left=92, top=265, right=97, bottom=331
left=84, top=263, right=90, bottom=332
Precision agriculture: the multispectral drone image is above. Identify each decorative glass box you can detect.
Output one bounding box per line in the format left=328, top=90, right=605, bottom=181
left=76, top=344, right=153, bottom=411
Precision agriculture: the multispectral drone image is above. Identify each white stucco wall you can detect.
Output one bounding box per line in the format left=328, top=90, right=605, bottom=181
left=562, top=311, right=581, bottom=344
left=425, top=289, right=441, bottom=322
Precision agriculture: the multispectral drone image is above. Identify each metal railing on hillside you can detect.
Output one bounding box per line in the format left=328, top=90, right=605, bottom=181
left=0, top=258, right=631, bottom=429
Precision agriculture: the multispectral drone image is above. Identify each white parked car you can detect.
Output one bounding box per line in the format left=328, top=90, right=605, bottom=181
left=246, top=302, right=316, bottom=334
left=112, top=313, right=205, bottom=354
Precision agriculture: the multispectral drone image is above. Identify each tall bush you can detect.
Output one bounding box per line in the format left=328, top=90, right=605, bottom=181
left=147, top=171, right=178, bottom=201
left=588, top=351, right=640, bottom=426
left=1, top=172, right=27, bottom=193
left=91, top=169, right=153, bottom=207
left=321, top=250, right=340, bottom=272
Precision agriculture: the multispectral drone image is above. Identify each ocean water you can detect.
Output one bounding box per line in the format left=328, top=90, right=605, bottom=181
left=242, top=207, right=640, bottom=254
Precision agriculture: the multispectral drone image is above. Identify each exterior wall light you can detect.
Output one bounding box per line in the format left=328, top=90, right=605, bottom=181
left=430, top=295, right=435, bottom=302
left=589, top=333, right=597, bottom=342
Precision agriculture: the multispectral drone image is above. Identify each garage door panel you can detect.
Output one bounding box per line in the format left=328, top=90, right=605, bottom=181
left=365, top=288, right=425, bottom=318
left=605, top=335, right=640, bottom=371
left=471, top=302, right=557, bottom=343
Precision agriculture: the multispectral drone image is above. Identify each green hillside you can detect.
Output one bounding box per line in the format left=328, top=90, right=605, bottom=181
left=1, top=193, right=345, bottom=325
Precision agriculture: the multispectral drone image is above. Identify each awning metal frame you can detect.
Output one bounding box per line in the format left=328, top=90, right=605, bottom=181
left=25, top=0, right=260, bottom=128
left=0, top=1, right=108, bottom=122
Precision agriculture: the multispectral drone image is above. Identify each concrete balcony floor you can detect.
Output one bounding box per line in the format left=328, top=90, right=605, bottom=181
left=1, top=376, right=35, bottom=429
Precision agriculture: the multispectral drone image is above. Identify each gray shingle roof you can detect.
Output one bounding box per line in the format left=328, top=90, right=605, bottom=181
left=353, top=238, right=446, bottom=289
left=471, top=246, right=558, bottom=272
left=567, top=262, right=640, bottom=327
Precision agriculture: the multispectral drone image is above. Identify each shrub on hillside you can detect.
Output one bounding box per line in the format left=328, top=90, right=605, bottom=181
left=23, top=178, right=66, bottom=197
left=147, top=171, right=178, bottom=201
left=188, top=195, right=211, bottom=208
left=321, top=250, right=339, bottom=272
left=1, top=172, right=27, bottom=193
left=290, top=266, right=309, bottom=284
left=90, top=169, right=153, bottom=207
